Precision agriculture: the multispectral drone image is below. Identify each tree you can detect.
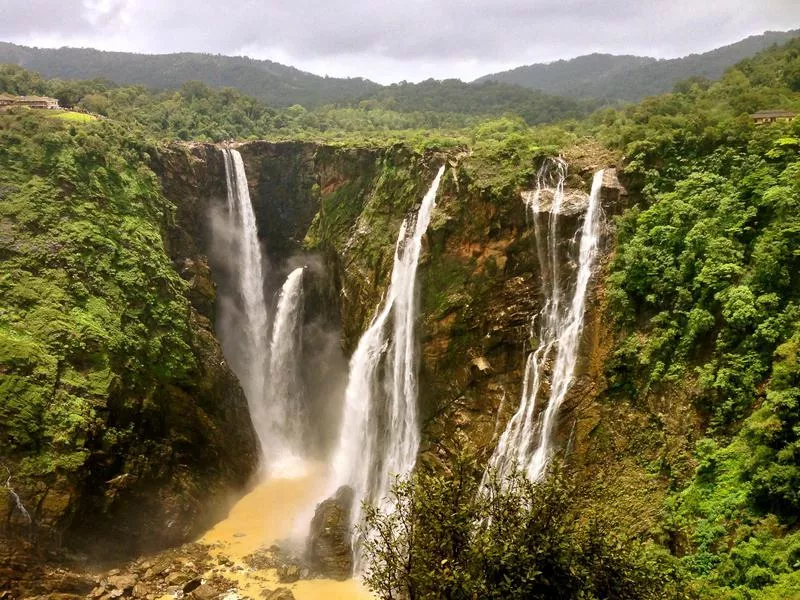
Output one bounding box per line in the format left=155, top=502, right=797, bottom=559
left=361, top=456, right=683, bottom=600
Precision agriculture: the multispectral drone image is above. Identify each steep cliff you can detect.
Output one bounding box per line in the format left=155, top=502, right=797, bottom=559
left=154, top=139, right=626, bottom=473
left=0, top=114, right=258, bottom=579
left=0, top=119, right=631, bottom=589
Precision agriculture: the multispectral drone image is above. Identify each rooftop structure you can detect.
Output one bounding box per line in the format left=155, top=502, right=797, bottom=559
left=750, top=109, right=797, bottom=124
left=0, top=94, right=60, bottom=109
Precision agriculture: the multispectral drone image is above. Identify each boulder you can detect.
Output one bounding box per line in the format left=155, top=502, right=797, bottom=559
left=243, top=548, right=277, bottom=570
left=142, top=560, right=169, bottom=581
left=182, top=577, right=203, bottom=594
left=276, top=564, right=300, bottom=584
left=305, top=486, right=353, bottom=580
left=600, top=168, right=628, bottom=209
left=165, top=571, right=195, bottom=586
left=106, top=573, right=137, bottom=593
left=190, top=583, right=223, bottom=600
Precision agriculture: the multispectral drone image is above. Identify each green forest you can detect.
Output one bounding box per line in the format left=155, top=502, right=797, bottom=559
left=2, top=29, right=800, bottom=600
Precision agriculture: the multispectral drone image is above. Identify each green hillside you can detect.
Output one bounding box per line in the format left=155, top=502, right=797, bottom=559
left=476, top=30, right=800, bottom=101
left=0, top=42, right=380, bottom=107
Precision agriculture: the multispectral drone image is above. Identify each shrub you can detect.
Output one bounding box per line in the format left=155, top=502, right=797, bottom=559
left=361, top=456, right=683, bottom=600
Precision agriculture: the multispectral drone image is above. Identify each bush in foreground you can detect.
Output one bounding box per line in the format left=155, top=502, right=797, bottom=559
left=362, top=457, right=684, bottom=600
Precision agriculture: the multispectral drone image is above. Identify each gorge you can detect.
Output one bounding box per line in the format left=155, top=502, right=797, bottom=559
left=0, top=132, right=625, bottom=593
left=3, top=83, right=799, bottom=597
left=4, top=34, right=800, bottom=599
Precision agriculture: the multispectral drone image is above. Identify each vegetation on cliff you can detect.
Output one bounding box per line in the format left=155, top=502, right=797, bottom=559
left=0, top=110, right=256, bottom=553
left=596, top=38, right=800, bottom=600
left=1, top=111, right=189, bottom=472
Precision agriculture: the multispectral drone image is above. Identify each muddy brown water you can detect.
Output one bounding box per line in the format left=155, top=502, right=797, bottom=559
left=198, top=467, right=373, bottom=600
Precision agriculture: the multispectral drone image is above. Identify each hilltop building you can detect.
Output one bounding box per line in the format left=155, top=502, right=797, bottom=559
left=0, top=94, right=60, bottom=109
left=750, top=109, right=796, bottom=124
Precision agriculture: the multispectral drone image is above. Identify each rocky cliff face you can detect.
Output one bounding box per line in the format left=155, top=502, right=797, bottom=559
left=2, top=130, right=644, bottom=598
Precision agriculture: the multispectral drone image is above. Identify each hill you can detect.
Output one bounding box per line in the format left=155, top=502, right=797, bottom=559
left=0, top=42, right=594, bottom=124
left=0, top=42, right=380, bottom=107
left=357, top=78, right=594, bottom=124
left=2, top=30, right=796, bottom=121
left=475, top=29, right=800, bottom=101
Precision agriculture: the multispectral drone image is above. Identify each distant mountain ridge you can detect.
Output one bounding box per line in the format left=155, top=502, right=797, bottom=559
left=1, top=29, right=798, bottom=113
left=0, top=42, right=381, bottom=108
left=0, top=42, right=596, bottom=124
left=474, top=30, right=800, bottom=101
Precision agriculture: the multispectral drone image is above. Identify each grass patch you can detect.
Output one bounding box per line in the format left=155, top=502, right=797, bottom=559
left=49, top=110, right=97, bottom=123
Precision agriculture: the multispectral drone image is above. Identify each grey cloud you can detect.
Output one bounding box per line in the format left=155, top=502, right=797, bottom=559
left=1, top=0, right=799, bottom=81
left=0, top=0, right=97, bottom=36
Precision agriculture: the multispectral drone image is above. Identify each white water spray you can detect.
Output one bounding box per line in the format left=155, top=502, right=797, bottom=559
left=487, top=161, right=604, bottom=482
left=4, top=467, right=31, bottom=525
left=267, top=267, right=307, bottom=477
left=221, top=148, right=271, bottom=459
left=329, top=165, right=445, bottom=566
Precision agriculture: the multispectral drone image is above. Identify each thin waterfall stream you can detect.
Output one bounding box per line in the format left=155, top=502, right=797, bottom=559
left=487, top=160, right=604, bottom=482
left=221, top=148, right=272, bottom=460
left=267, top=266, right=307, bottom=477
left=329, top=165, right=446, bottom=568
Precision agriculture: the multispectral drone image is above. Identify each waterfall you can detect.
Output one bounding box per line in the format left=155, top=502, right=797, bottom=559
left=487, top=160, right=604, bottom=483
left=221, top=148, right=271, bottom=459
left=266, top=266, right=307, bottom=477
left=4, top=468, right=31, bottom=525
left=330, top=165, right=445, bottom=566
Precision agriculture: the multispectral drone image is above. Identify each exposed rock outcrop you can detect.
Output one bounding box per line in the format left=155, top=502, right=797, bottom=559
left=306, top=486, right=354, bottom=580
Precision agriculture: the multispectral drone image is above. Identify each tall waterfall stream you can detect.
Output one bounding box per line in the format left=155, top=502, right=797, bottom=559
left=221, top=148, right=272, bottom=461
left=329, top=165, right=446, bottom=568
left=487, top=160, right=604, bottom=482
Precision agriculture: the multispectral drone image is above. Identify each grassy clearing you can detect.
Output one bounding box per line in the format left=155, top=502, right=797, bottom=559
left=48, top=110, right=97, bottom=123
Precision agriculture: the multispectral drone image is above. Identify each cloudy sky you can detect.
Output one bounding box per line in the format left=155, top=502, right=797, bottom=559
left=1, top=0, right=799, bottom=83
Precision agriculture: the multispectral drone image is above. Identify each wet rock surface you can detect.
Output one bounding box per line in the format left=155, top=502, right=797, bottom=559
left=305, top=486, right=354, bottom=581
left=0, top=534, right=363, bottom=600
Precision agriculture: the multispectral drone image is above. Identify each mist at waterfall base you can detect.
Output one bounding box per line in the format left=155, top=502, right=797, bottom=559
left=487, top=160, right=604, bottom=483
left=209, top=150, right=349, bottom=482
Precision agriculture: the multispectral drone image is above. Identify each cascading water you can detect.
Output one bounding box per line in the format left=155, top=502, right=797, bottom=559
left=221, top=148, right=271, bottom=460
left=487, top=160, right=604, bottom=483
left=4, top=467, right=31, bottom=525
left=266, top=266, right=307, bottom=476
left=329, top=165, right=446, bottom=567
